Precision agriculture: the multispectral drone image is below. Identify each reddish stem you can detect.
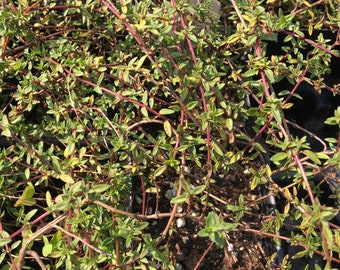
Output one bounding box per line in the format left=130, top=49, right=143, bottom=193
left=10, top=211, right=50, bottom=239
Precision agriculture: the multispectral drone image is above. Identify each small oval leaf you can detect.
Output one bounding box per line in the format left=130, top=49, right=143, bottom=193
left=0, top=238, right=12, bottom=247
left=90, top=184, right=111, bottom=193
left=270, top=152, right=287, bottom=163
left=154, top=165, right=167, bottom=178
left=159, top=108, right=175, bottom=115
left=163, top=121, right=172, bottom=137
left=59, top=174, right=75, bottom=184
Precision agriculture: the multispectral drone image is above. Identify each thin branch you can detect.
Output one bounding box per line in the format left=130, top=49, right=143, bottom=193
left=25, top=250, right=46, bottom=270
left=240, top=227, right=340, bottom=265
left=16, top=213, right=68, bottom=270
left=193, top=241, right=214, bottom=270
left=52, top=225, right=112, bottom=256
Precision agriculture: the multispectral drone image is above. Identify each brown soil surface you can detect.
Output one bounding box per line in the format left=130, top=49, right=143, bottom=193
left=141, top=168, right=278, bottom=270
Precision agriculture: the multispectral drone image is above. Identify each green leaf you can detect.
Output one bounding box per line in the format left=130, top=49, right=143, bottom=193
left=56, top=64, right=63, bottom=73
left=206, top=212, right=219, bottom=227
left=97, top=72, right=105, bottom=85
left=146, top=187, right=159, bottom=193
left=316, top=152, right=330, bottom=160
left=25, top=209, right=38, bottom=221
left=170, top=193, right=188, bottom=204
left=11, top=240, right=21, bottom=250
left=69, top=180, right=84, bottom=194
left=186, top=101, right=198, bottom=110
left=24, top=168, right=30, bottom=180
left=0, top=251, right=6, bottom=264
left=226, top=33, right=240, bottom=44
left=321, top=221, right=333, bottom=247
left=245, top=34, right=257, bottom=46
left=0, top=231, right=12, bottom=247
left=59, top=174, right=75, bottom=184
left=20, top=198, right=37, bottom=206
left=2, top=114, right=9, bottom=127
left=1, top=128, right=11, bottom=137
left=264, top=68, right=275, bottom=83
left=1, top=115, right=11, bottom=137
left=42, top=235, right=49, bottom=246
left=90, top=184, right=111, bottom=193
left=243, top=69, right=258, bottom=77
left=303, top=149, right=321, bottom=165
left=272, top=107, right=282, bottom=124
left=94, top=85, right=103, bottom=94
left=226, top=118, right=233, bottom=131
left=154, top=165, right=167, bottom=178
left=15, top=186, right=36, bottom=207
left=219, top=222, right=238, bottom=231
left=163, top=120, right=172, bottom=137
left=253, top=142, right=266, bottom=153
left=159, top=108, right=175, bottom=115
left=49, top=251, right=62, bottom=259
left=238, top=194, right=244, bottom=205
left=141, top=106, right=148, bottom=117
left=46, top=191, right=53, bottom=207
left=197, top=228, right=210, bottom=237
left=142, top=91, right=148, bottom=105
left=180, top=178, right=191, bottom=193
left=136, top=55, right=147, bottom=70
left=0, top=238, right=12, bottom=247
left=314, top=264, right=323, bottom=270
left=191, top=185, right=205, bottom=195
left=188, top=33, right=198, bottom=43
left=64, top=142, right=75, bottom=159
left=149, top=97, right=154, bottom=108
left=270, top=152, right=287, bottom=163
left=212, top=142, right=224, bottom=156
left=73, top=69, right=83, bottom=76
left=51, top=156, right=61, bottom=171
left=42, top=243, right=53, bottom=257
left=226, top=205, right=240, bottom=211
left=50, top=231, right=62, bottom=246
left=292, top=249, right=308, bottom=259
left=209, top=231, right=225, bottom=248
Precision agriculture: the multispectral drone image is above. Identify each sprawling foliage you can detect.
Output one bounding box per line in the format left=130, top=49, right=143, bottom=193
left=0, top=0, right=339, bottom=269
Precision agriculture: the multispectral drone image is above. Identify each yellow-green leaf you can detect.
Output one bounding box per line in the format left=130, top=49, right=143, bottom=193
left=303, top=149, right=321, bottom=165
left=163, top=120, right=172, bottom=137
left=226, top=118, right=233, bottom=131
left=73, top=69, right=83, bottom=76
left=46, top=191, right=53, bottom=207
left=64, top=142, right=75, bottom=159
left=23, top=185, right=35, bottom=199
left=136, top=55, right=147, bottom=70
left=1, top=128, right=11, bottom=137
left=90, top=184, right=111, bottom=193
left=270, top=152, right=287, bottom=163
left=21, top=198, right=37, bottom=206
left=159, top=108, right=175, bottom=115
left=42, top=243, right=53, bottom=257
left=94, top=85, right=103, bottom=94
left=59, top=174, right=74, bottom=184
left=15, top=186, right=36, bottom=207
left=212, top=142, right=223, bottom=156
left=24, top=168, right=30, bottom=180
left=0, top=238, right=12, bottom=247
left=154, top=165, right=167, bottom=178
left=141, top=106, right=148, bottom=117
left=186, top=101, right=198, bottom=110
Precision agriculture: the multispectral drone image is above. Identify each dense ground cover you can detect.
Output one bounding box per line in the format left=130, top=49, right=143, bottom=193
left=0, top=0, right=340, bottom=269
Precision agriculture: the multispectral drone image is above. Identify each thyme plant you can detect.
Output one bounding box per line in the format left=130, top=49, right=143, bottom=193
left=0, top=0, right=339, bottom=269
